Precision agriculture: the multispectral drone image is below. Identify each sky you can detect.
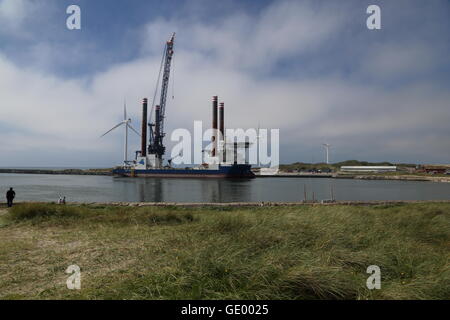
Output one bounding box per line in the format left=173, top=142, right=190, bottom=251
left=0, top=0, right=449, bottom=167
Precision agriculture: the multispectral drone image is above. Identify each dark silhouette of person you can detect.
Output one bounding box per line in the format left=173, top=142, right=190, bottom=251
left=6, top=188, right=15, bottom=208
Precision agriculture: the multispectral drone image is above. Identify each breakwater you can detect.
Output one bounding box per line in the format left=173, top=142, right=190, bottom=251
left=0, top=168, right=111, bottom=176
left=335, top=174, right=450, bottom=183
left=257, top=172, right=450, bottom=183
left=4, top=200, right=450, bottom=208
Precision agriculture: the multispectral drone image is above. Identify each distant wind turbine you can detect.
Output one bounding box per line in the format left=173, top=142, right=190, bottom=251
left=322, top=143, right=331, bottom=164
left=101, top=101, right=140, bottom=164
left=256, top=123, right=261, bottom=167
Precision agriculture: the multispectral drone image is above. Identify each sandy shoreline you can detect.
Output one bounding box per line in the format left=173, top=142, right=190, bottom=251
left=2, top=200, right=450, bottom=208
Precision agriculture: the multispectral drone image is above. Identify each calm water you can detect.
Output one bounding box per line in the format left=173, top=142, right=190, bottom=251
left=1, top=173, right=450, bottom=203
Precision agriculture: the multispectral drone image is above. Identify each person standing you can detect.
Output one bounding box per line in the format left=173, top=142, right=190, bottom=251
left=6, top=188, right=15, bottom=208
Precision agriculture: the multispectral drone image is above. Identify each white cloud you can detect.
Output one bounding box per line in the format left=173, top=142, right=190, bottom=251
left=360, top=42, right=443, bottom=80
left=0, top=0, right=41, bottom=36
left=0, top=0, right=27, bottom=24
left=0, top=0, right=449, bottom=166
left=143, top=0, right=345, bottom=72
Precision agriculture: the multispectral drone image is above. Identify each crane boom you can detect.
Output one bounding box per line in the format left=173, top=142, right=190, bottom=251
left=159, top=33, right=175, bottom=140
left=148, top=33, right=175, bottom=166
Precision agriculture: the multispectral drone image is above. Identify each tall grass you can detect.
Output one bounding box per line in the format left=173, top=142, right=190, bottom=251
left=0, top=203, right=449, bottom=300
left=7, top=203, right=195, bottom=225
left=8, top=203, right=82, bottom=220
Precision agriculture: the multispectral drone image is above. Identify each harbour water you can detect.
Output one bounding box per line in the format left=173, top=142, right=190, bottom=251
left=1, top=173, right=450, bottom=203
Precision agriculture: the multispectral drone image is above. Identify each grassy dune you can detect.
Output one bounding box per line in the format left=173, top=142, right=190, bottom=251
left=0, top=203, right=449, bottom=300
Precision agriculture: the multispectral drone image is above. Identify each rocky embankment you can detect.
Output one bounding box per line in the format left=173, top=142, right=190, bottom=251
left=340, top=174, right=450, bottom=183
left=0, top=168, right=112, bottom=176
left=270, top=171, right=450, bottom=183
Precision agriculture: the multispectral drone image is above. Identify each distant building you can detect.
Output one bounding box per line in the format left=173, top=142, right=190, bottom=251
left=402, top=166, right=417, bottom=173
left=340, top=166, right=397, bottom=173
left=418, top=165, right=450, bottom=174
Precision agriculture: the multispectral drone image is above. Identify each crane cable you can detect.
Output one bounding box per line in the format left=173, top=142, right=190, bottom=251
left=149, top=44, right=166, bottom=123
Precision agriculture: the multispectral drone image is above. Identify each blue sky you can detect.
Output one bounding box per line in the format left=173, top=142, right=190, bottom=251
left=0, top=0, right=449, bottom=167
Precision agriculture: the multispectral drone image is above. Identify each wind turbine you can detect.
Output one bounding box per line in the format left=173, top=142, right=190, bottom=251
left=322, top=143, right=331, bottom=164
left=256, top=123, right=262, bottom=167
left=101, top=102, right=140, bottom=165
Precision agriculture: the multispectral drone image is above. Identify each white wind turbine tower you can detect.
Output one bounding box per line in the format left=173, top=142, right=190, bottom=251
left=101, top=102, right=140, bottom=165
left=322, top=143, right=331, bottom=164
left=256, top=123, right=261, bottom=167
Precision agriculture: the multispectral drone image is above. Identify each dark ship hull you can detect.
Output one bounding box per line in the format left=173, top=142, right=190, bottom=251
left=113, top=164, right=255, bottom=178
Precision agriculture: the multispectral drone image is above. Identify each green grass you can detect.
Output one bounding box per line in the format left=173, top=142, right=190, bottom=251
left=0, top=203, right=449, bottom=300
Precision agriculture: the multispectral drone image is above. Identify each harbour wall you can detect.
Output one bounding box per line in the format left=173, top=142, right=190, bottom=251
left=0, top=169, right=111, bottom=176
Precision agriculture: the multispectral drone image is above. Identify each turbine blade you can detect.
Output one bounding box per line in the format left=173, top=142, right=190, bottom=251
left=100, top=122, right=124, bottom=138
left=124, top=100, right=127, bottom=120
left=127, top=123, right=141, bottom=137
